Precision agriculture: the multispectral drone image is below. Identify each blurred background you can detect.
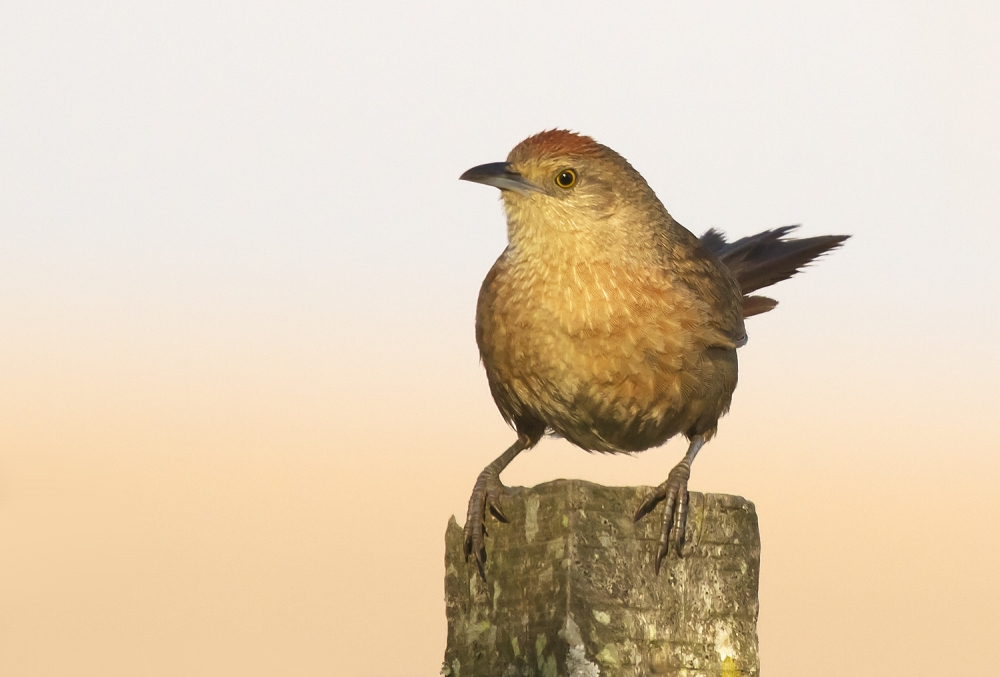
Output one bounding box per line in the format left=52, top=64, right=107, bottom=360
left=2, top=2, right=998, bottom=675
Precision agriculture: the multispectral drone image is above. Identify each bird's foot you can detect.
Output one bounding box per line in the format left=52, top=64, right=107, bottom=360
left=463, top=467, right=510, bottom=579
left=634, top=460, right=692, bottom=574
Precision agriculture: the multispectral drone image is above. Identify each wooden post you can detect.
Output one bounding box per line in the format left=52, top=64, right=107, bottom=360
left=443, top=480, right=760, bottom=677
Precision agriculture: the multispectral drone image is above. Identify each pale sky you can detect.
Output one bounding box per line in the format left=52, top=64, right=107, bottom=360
left=2, top=2, right=998, bottom=676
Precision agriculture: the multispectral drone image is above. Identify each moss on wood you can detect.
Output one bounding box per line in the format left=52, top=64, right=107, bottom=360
left=444, top=480, right=759, bottom=676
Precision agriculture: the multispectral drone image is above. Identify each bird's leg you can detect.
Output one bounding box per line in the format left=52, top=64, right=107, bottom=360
left=463, top=433, right=537, bottom=579
left=634, top=435, right=706, bottom=574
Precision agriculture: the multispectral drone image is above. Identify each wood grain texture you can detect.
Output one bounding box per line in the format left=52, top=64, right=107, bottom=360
left=444, top=480, right=760, bottom=677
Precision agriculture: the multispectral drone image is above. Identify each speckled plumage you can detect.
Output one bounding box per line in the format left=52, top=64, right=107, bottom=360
left=460, top=129, right=848, bottom=576
left=477, top=130, right=743, bottom=452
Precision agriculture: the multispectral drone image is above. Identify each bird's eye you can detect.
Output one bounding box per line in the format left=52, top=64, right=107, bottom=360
left=554, top=169, right=577, bottom=189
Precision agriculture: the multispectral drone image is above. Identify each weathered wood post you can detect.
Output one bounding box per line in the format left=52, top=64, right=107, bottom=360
left=443, top=480, right=760, bottom=676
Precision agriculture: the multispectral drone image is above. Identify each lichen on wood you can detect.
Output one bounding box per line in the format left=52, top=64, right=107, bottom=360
left=443, top=480, right=760, bottom=676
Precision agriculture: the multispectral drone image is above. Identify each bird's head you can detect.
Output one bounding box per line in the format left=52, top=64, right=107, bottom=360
left=461, top=130, right=667, bottom=254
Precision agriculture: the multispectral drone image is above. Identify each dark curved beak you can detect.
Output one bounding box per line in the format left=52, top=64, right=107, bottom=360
left=459, top=162, right=541, bottom=196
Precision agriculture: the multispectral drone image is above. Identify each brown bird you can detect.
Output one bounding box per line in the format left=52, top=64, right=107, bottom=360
left=460, top=129, right=848, bottom=577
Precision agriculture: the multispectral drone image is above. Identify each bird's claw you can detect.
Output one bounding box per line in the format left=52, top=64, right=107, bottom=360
left=634, top=462, right=692, bottom=574
left=463, top=468, right=509, bottom=579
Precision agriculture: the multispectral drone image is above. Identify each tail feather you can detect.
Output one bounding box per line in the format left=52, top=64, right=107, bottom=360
left=741, top=295, right=778, bottom=318
left=701, top=225, right=850, bottom=316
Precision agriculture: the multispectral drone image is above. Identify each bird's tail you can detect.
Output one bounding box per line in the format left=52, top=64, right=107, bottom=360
left=700, top=225, right=850, bottom=318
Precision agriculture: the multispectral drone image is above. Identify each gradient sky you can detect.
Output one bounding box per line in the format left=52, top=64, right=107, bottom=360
left=2, top=2, right=998, bottom=676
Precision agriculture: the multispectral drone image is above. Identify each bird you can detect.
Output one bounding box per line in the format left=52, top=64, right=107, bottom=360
left=459, top=129, right=848, bottom=577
